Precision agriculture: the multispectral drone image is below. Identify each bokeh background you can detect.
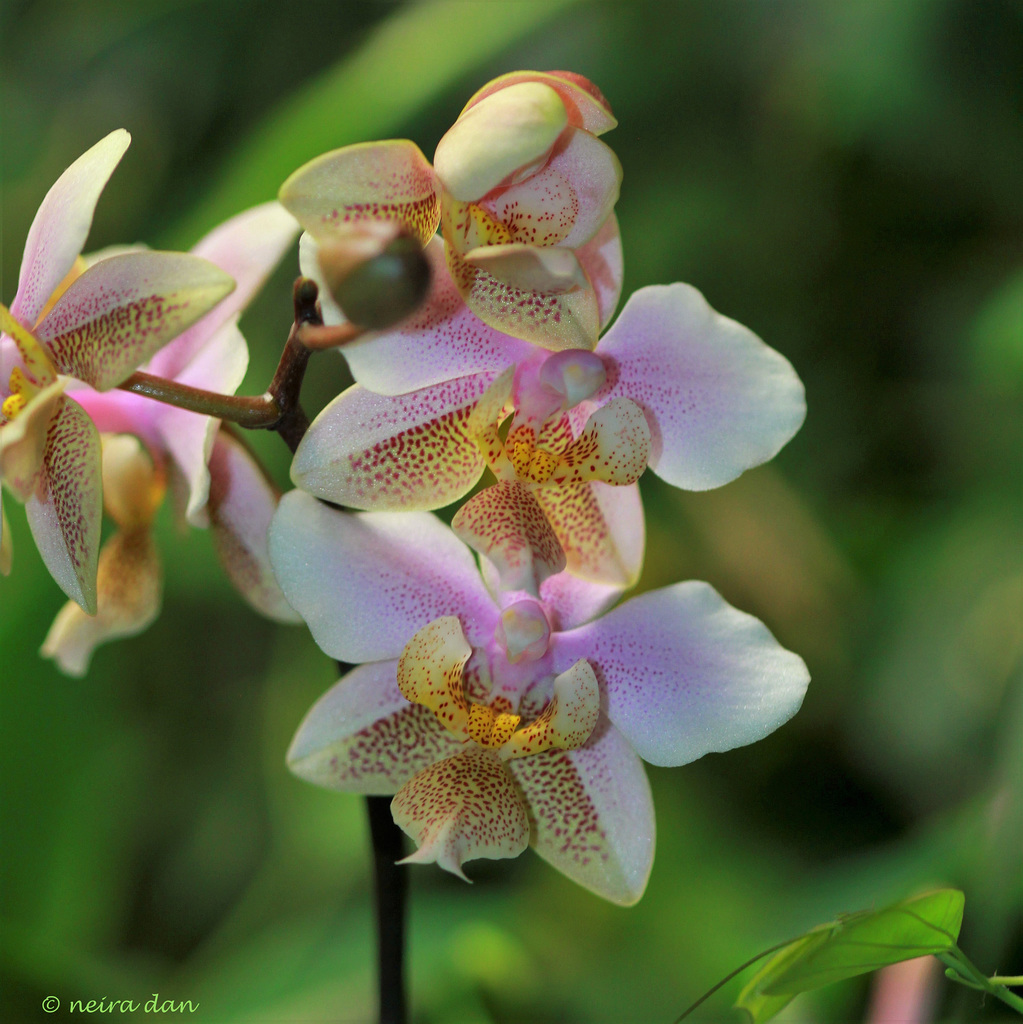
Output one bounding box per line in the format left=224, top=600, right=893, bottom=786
left=2, top=1, right=1021, bottom=1021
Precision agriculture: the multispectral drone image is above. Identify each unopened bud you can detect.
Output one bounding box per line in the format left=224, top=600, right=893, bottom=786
left=318, top=228, right=431, bottom=331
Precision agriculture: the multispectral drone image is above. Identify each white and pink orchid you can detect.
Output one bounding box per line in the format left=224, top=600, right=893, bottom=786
left=0, top=130, right=235, bottom=612
left=289, top=261, right=806, bottom=594
left=278, top=71, right=622, bottom=349
left=270, top=492, right=810, bottom=904
left=38, top=201, right=302, bottom=673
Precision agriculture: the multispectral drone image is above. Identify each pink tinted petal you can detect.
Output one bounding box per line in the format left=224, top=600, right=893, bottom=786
left=435, top=83, right=567, bottom=202
left=279, top=140, right=440, bottom=246
left=452, top=482, right=566, bottom=596
left=553, top=581, right=810, bottom=767
left=268, top=492, right=499, bottom=662
left=37, top=251, right=235, bottom=390
left=64, top=386, right=161, bottom=449
left=291, top=375, right=492, bottom=509
left=479, top=128, right=622, bottom=251
left=25, top=396, right=102, bottom=612
left=12, top=130, right=130, bottom=328
left=392, top=746, right=530, bottom=881
left=461, top=72, right=617, bottom=135
left=206, top=431, right=300, bottom=624
left=156, top=319, right=249, bottom=522
left=507, top=715, right=654, bottom=905
left=287, top=661, right=464, bottom=794
left=446, top=242, right=600, bottom=351
left=576, top=214, right=623, bottom=330
left=40, top=526, right=161, bottom=677
left=597, top=284, right=807, bottom=490
left=535, top=480, right=644, bottom=587
left=0, top=380, right=66, bottom=500
left=344, top=237, right=532, bottom=395
left=148, top=202, right=297, bottom=378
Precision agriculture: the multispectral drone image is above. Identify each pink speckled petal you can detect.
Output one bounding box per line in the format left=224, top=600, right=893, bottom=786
left=576, top=214, right=623, bottom=330
left=290, top=374, right=492, bottom=509
left=0, top=379, right=66, bottom=500
left=24, top=396, right=102, bottom=612
left=446, top=242, right=599, bottom=351
left=279, top=140, right=440, bottom=247
left=500, top=658, right=599, bottom=760
left=535, top=480, right=644, bottom=587
left=147, top=202, right=297, bottom=378
left=393, top=745, right=530, bottom=881
left=553, top=581, right=811, bottom=767
left=452, top=481, right=565, bottom=596
left=478, top=128, right=621, bottom=251
left=435, top=83, right=567, bottom=203
left=396, top=616, right=472, bottom=737
left=344, top=238, right=533, bottom=395
left=508, top=714, right=653, bottom=905
left=155, top=319, right=249, bottom=522
left=268, top=491, right=499, bottom=661
left=461, top=72, right=617, bottom=135
left=0, top=307, right=58, bottom=387
left=12, top=130, right=131, bottom=328
left=288, top=660, right=465, bottom=794
left=597, top=284, right=807, bottom=490
left=40, top=525, right=161, bottom=677
left=549, top=397, right=650, bottom=486
left=463, top=243, right=588, bottom=294
left=206, top=430, right=300, bottom=624
left=36, top=251, right=235, bottom=390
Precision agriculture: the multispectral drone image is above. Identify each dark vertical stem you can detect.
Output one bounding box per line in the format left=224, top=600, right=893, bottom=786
left=267, top=278, right=317, bottom=454
left=366, top=794, right=409, bottom=1024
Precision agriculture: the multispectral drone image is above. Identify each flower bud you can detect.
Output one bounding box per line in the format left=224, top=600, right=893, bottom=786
left=318, top=229, right=432, bottom=331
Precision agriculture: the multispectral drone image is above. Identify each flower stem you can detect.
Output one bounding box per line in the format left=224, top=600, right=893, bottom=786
left=367, top=794, right=409, bottom=1024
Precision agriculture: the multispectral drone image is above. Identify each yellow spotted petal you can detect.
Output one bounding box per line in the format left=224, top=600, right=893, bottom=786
left=463, top=244, right=588, bottom=295
left=40, top=525, right=161, bottom=677
left=548, top=397, right=651, bottom=486
left=500, top=659, right=600, bottom=760
left=452, top=481, right=566, bottom=596
left=467, top=703, right=521, bottom=748
left=434, top=82, right=567, bottom=202
left=0, top=304, right=57, bottom=386
left=396, top=616, right=473, bottom=738
left=0, top=379, right=66, bottom=501
left=392, top=745, right=530, bottom=881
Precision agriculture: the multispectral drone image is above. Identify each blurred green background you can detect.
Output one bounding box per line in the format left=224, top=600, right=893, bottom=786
left=2, top=1, right=1021, bottom=1021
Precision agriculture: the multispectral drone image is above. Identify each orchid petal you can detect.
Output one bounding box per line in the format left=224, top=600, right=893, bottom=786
left=156, top=319, right=249, bottom=522
left=452, top=481, right=566, bottom=596
left=279, top=140, right=440, bottom=247
left=396, top=617, right=472, bottom=737
left=478, top=128, right=622, bottom=251
left=446, top=241, right=600, bottom=351
left=40, top=525, right=161, bottom=677
left=0, top=306, right=58, bottom=387
left=460, top=72, right=617, bottom=135
left=500, top=658, right=599, bottom=760
left=63, top=386, right=159, bottom=448
left=0, top=379, right=66, bottom=500
left=576, top=213, right=623, bottom=330
left=507, top=715, right=654, bottom=905
left=597, top=284, right=807, bottom=490
left=463, top=244, right=588, bottom=294
left=291, top=374, right=492, bottom=509
left=553, top=581, right=810, bottom=767
left=434, top=82, right=567, bottom=202
left=342, top=237, right=533, bottom=395
left=12, top=130, right=131, bottom=328
left=206, top=431, right=300, bottom=624
left=25, top=396, right=102, bottom=612
left=268, top=492, right=499, bottom=661
left=37, top=251, right=235, bottom=390
left=147, top=202, right=297, bottom=378
left=287, top=661, right=464, bottom=794
left=100, top=434, right=163, bottom=529
left=392, top=746, right=530, bottom=881
left=535, top=480, right=644, bottom=587
left=550, top=397, right=650, bottom=486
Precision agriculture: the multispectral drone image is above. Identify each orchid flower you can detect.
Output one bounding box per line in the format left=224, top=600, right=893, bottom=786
left=278, top=71, right=622, bottom=349
left=269, top=492, right=810, bottom=904
left=0, top=130, right=235, bottom=612
left=289, top=257, right=806, bottom=594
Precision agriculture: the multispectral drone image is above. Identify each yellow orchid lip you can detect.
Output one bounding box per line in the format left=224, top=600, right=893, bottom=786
left=0, top=304, right=58, bottom=392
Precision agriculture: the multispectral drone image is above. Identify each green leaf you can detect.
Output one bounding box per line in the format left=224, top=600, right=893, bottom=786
left=735, top=889, right=964, bottom=1023
left=165, top=0, right=584, bottom=248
